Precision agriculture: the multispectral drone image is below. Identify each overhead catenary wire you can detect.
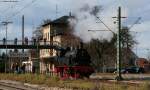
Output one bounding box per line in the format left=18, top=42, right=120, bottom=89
left=0, top=1, right=20, bottom=17
left=128, top=17, right=141, bottom=30
left=5, top=0, right=38, bottom=21
left=0, top=0, right=18, bottom=2
left=96, top=16, right=115, bottom=34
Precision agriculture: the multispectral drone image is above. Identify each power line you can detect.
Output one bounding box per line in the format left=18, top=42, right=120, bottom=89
left=0, top=0, right=19, bottom=16
left=96, top=16, right=115, bottom=34
left=88, top=30, right=112, bottom=32
left=0, top=1, right=20, bottom=17
left=0, top=0, right=18, bottom=2
left=128, top=17, right=141, bottom=30
left=5, top=0, right=38, bottom=21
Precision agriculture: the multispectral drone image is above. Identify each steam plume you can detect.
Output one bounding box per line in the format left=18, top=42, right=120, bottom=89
left=69, top=0, right=127, bottom=42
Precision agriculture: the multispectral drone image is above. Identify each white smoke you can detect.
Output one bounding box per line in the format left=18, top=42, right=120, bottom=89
left=69, top=0, right=127, bottom=42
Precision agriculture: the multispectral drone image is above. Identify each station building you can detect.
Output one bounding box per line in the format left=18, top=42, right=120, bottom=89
left=39, top=16, right=80, bottom=74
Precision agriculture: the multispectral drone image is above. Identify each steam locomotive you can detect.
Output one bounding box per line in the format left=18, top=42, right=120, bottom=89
left=55, top=43, right=94, bottom=79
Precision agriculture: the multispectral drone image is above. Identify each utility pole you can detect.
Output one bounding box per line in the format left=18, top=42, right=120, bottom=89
left=55, top=4, right=60, bottom=19
left=22, top=15, right=24, bottom=53
left=1, top=21, right=12, bottom=73
left=116, top=7, right=122, bottom=80
left=56, top=4, right=58, bottom=18
left=112, top=6, right=126, bottom=80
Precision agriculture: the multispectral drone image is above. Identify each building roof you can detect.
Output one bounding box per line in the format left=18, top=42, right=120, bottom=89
left=42, top=16, right=72, bottom=27
left=41, top=15, right=75, bottom=36
left=137, top=58, right=148, bottom=62
left=52, top=16, right=70, bottom=24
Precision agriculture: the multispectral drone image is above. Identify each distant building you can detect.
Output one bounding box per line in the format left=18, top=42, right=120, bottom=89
left=136, top=58, right=150, bottom=72
left=22, top=49, right=39, bottom=73
left=8, top=50, right=29, bottom=72
left=121, top=48, right=138, bottom=67
left=39, top=16, right=80, bottom=74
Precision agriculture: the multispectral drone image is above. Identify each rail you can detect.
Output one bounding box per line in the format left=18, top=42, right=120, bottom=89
left=0, top=82, right=30, bottom=90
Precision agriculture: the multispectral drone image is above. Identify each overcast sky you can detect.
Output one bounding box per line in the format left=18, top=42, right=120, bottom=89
left=0, top=0, right=150, bottom=58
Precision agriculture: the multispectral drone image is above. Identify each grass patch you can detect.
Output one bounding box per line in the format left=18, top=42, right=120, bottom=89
left=0, top=73, right=149, bottom=90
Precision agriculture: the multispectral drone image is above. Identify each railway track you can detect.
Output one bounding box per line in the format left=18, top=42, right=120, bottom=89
left=0, top=82, right=37, bottom=90
left=89, top=73, right=150, bottom=87
left=89, top=78, right=141, bottom=87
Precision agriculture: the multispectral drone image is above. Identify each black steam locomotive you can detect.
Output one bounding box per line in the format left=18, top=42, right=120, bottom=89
left=55, top=43, right=94, bottom=79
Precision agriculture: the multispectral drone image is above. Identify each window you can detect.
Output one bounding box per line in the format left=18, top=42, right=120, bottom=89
left=48, top=33, right=49, bottom=40
left=45, top=33, right=47, bottom=39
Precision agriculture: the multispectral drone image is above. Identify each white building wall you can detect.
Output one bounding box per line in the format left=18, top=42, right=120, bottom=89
left=39, top=24, right=63, bottom=74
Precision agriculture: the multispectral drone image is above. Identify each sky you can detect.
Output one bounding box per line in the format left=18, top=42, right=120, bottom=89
left=0, top=0, right=150, bottom=58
